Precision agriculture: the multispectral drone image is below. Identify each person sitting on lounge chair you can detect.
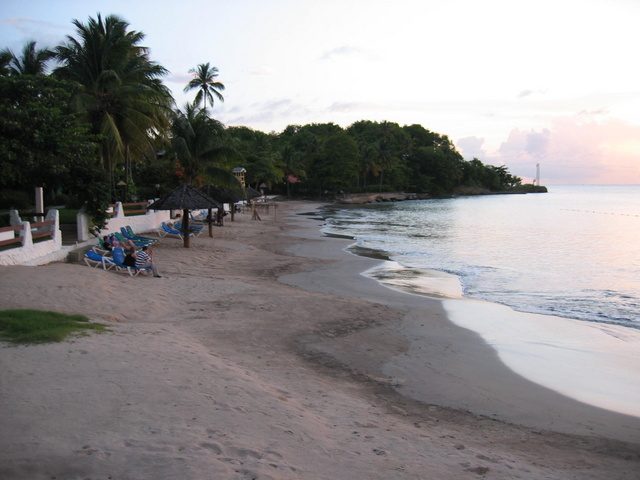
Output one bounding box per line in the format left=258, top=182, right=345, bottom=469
left=104, top=234, right=136, bottom=253
left=134, top=246, right=161, bottom=278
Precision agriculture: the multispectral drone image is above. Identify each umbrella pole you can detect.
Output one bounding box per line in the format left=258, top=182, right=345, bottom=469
left=182, top=208, right=190, bottom=248
left=208, top=208, right=213, bottom=237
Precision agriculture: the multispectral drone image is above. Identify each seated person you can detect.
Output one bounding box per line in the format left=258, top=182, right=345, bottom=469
left=134, top=245, right=161, bottom=278
left=104, top=234, right=137, bottom=253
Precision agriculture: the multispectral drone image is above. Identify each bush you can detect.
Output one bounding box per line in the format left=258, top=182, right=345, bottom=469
left=51, top=192, right=69, bottom=206
left=0, top=189, right=31, bottom=210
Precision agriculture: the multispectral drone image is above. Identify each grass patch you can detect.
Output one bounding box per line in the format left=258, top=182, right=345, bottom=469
left=0, top=309, right=107, bottom=345
left=57, top=208, right=79, bottom=224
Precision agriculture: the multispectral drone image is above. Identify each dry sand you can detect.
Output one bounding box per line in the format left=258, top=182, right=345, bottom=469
left=1, top=200, right=639, bottom=479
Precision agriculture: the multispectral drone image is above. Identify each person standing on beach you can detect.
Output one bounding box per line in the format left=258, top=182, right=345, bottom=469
left=135, top=246, right=161, bottom=277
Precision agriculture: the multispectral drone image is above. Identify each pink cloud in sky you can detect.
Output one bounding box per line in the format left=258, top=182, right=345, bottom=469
left=477, top=117, right=640, bottom=185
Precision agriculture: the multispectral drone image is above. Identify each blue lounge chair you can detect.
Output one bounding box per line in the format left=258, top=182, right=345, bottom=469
left=111, top=247, right=151, bottom=276
left=158, top=222, right=195, bottom=240
left=84, top=250, right=117, bottom=270
left=174, top=222, right=203, bottom=237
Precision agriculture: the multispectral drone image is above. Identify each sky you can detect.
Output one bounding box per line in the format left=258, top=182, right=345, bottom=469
left=1, top=0, right=640, bottom=185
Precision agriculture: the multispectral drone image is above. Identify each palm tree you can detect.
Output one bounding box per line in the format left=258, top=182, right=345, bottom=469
left=171, top=102, right=239, bottom=186
left=0, top=51, right=12, bottom=76
left=53, top=14, right=174, bottom=198
left=184, top=62, right=225, bottom=111
left=0, top=41, right=55, bottom=75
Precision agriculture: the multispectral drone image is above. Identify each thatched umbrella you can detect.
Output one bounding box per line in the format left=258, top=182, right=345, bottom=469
left=246, top=186, right=263, bottom=202
left=200, top=184, right=246, bottom=225
left=148, top=184, right=222, bottom=247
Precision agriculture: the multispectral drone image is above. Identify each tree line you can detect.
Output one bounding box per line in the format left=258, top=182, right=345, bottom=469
left=0, top=13, right=528, bottom=232
left=227, top=121, right=524, bottom=198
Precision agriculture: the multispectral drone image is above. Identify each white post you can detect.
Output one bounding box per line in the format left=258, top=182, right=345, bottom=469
left=20, top=221, right=32, bottom=247
left=77, top=211, right=91, bottom=242
left=35, top=187, right=44, bottom=222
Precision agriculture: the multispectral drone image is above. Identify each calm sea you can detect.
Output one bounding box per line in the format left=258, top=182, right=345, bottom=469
left=320, top=185, right=640, bottom=330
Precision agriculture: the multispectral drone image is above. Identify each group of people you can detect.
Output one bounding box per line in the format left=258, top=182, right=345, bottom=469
left=102, top=234, right=161, bottom=278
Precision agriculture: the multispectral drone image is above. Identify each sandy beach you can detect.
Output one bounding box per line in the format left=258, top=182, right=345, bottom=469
left=1, top=200, right=639, bottom=479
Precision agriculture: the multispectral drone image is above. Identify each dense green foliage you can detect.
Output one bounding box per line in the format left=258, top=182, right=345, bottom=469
left=227, top=121, right=522, bottom=197
left=0, top=309, right=106, bottom=344
left=0, top=75, right=110, bottom=232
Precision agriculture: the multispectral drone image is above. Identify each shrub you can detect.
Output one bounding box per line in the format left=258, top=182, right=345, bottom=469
left=0, top=189, right=31, bottom=210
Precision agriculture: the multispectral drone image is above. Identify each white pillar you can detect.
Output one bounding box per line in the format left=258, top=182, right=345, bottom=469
left=35, top=187, right=44, bottom=222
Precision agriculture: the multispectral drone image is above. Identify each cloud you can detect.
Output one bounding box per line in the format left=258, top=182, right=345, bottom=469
left=319, top=46, right=362, bottom=60
left=517, top=88, right=548, bottom=99
left=220, top=98, right=313, bottom=130
left=457, top=136, right=486, bottom=160
left=492, top=117, right=640, bottom=184
left=328, top=101, right=365, bottom=113
left=0, top=17, right=70, bottom=48
left=247, top=66, right=276, bottom=76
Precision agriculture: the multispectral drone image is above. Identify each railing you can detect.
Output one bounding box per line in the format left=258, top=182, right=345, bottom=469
left=0, top=221, right=55, bottom=249
left=31, top=220, right=55, bottom=241
left=0, top=210, right=62, bottom=265
left=0, top=225, right=24, bottom=249
left=107, top=202, right=150, bottom=217
left=1, top=202, right=172, bottom=265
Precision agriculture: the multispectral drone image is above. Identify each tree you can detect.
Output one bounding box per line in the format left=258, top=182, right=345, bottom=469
left=184, top=62, right=225, bottom=111
left=170, top=102, right=239, bottom=187
left=0, top=75, right=109, bottom=233
left=53, top=14, right=174, bottom=199
left=0, top=41, right=55, bottom=75
left=309, top=131, right=359, bottom=192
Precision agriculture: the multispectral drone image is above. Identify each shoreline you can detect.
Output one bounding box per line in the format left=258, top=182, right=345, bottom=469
left=357, top=258, right=640, bottom=419
left=281, top=207, right=640, bottom=442
left=1, top=200, right=639, bottom=479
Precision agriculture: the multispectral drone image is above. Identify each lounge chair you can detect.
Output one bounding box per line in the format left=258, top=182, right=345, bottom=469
left=158, top=222, right=195, bottom=240
left=93, top=239, right=110, bottom=256
left=113, top=231, right=153, bottom=247
left=111, top=247, right=151, bottom=277
left=174, top=222, right=203, bottom=237
left=122, top=226, right=158, bottom=244
left=84, top=250, right=117, bottom=270
left=190, top=212, right=206, bottom=224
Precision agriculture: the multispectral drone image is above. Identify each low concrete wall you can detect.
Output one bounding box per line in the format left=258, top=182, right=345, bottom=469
left=1, top=203, right=172, bottom=266
left=78, top=202, right=171, bottom=242
left=0, top=210, right=62, bottom=266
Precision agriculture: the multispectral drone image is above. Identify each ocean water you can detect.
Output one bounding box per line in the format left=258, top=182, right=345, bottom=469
left=320, top=185, right=640, bottom=330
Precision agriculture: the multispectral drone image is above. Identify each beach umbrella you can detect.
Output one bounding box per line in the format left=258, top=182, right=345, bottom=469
left=148, top=184, right=222, bottom=247
left=246, top=186, right=263, bottom=202
left=200, top=184, right=246, bottom=224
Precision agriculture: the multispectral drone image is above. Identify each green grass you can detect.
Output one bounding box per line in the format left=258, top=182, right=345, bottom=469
left=57, top=208, right=79, bottom=224
left=0, top=309, right=107, bottom=344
